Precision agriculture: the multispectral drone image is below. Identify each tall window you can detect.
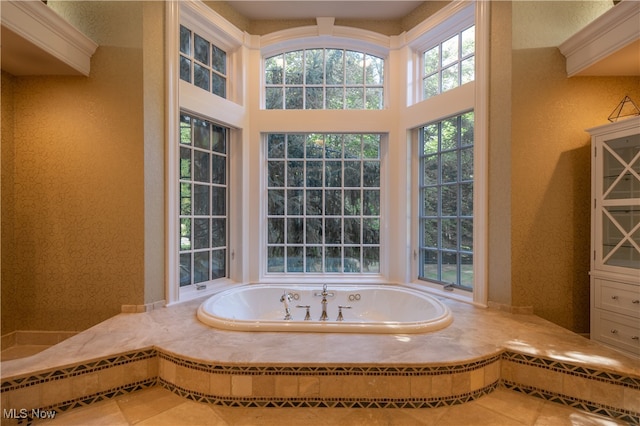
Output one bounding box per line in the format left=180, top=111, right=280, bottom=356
left=265, top=49, right=384, bottom=110
left=179, top=114, right=228, bottom=287
left=266, top=133, right=381, bottom=274
left=423, top=25, right=474, bottom=100
left=180, top=25, right=227, bottom=98
left=418, top=112, right=474, bottom=289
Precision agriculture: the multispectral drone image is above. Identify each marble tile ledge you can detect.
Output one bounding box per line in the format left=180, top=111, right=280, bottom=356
left=1, top=296, right=638, bottom=380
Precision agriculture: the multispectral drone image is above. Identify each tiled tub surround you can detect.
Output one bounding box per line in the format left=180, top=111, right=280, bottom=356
left=1, top=297, right=639, bottom=425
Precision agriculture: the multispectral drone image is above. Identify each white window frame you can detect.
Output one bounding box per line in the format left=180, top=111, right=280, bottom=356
left=166, top=0, right=246, bottom=304
left=406, top=1, right=489, bottom=306
left=164, top=0, right=488, bottom=306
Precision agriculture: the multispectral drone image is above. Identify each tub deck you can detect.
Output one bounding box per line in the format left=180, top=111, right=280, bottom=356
left=1, top=295, right=639, bottom=424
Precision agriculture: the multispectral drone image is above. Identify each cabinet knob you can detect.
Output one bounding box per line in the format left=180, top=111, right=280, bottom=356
left=632, top=300, right=639, bottom=304
left=611, top=295, right=619, bottom=300
left=610, top=329, right=619, bottom=334
left=632, top=336, right=639, bottom=341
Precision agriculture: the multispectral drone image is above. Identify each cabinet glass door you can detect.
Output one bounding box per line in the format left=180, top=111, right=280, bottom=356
left=601, top=134, right=640, bottom=269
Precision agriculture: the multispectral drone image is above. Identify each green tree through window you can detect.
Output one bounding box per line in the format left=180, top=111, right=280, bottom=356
left=265, top=49, right=384, bottom=110
left=266, top=133, right=381, bottom=274
left=419, top=112, right=474, bottom=289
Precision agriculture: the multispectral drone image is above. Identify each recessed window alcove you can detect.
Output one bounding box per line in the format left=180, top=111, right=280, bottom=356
left=165, top=0, right=489, bottom=308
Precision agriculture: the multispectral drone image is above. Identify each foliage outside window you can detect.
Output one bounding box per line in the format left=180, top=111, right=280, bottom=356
left=266, top=133, right=381, bottom=273
left=423, top=26, right=474, bottom=100
left=265, top=49, right=384, bottom=110
left=180, top=25, right=227, bottom=98
left=179, top=114, right=228, bottom=287
left=419, top=112, right=474, bottom=289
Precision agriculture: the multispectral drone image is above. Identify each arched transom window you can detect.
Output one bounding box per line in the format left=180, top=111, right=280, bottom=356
left=264, top=49, right=384, bottom=110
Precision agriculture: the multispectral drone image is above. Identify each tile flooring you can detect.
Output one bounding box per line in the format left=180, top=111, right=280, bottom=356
left=35, top=385, right=625, bottom=425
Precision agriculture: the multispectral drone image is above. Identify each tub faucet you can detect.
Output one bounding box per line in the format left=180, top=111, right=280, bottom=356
left=280, top=291, right=293, bottom=320
left=314, top=284, right=334, bottom=321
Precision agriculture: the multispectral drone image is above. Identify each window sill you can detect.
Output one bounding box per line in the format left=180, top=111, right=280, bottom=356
left=169, top=279, right=240, bottom=307
left=407, top=280, right=486, bottom=307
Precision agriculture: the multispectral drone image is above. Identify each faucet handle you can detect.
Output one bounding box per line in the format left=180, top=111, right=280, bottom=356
left=337, top=305, right=352, bottom=321
left=296, top=305, right=311, bottom=320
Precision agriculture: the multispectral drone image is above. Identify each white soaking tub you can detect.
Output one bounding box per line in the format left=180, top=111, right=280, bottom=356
left=197, top=284, right=453, bottom=333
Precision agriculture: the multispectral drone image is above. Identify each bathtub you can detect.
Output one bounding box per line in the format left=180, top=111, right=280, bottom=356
left=197, top=284, right=453, bottom=333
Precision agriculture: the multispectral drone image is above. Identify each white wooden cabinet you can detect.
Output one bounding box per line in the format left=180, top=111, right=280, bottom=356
left=588, top=117, right=640, bottom=357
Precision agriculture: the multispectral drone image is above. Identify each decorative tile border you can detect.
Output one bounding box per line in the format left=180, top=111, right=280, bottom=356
left=50, top=378, right=157, bottom=413
left=503, top=351, right=640, bottom=389
left=158, top=350, right=501, bottom=376
left=10, top=379, right=157, bottom=426
left=159, top=378, right=499, bottom=409
left=1, top=348, right=157, bottom=391
left=2, top=347, right=639, bottom=425
left=504, top=380, right=640, bottom=425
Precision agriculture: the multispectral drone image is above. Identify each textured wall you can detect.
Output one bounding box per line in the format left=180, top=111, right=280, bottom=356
left=487, top=2, right=513, bottom=307
left=142, top=1, right=166, bottom=305
left=1, top=72, right=18, bottom=336
left=510, top=1, right=639, bottom=332
left=2, top=1, right=147, bottom=332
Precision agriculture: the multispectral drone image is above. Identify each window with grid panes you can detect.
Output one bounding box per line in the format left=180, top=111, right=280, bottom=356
left=180, top=25, right=227, bottom=98
left=266, top=133, right=381, bottom=274
left=423, top=26, right=474, bottom=100
left=418, top=112, right=474, bottom=289
left=179, top=114, right=228, bottom=287
left=265, top=49, right=384, bottom=110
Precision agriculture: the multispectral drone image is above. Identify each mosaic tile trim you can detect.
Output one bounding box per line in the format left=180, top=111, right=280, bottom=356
left=503, top=351, right=640, bottom=389
left=159, top=378, right=499, bottom=409
left=2, top=346, right=639, bottom=425
left=503, top=380, right=640, bottom=425
left=158, top=350, right=501, bottom=376
left=14, top=378, right=157, bottom=426
left=1, top=348, right=157, bottom=392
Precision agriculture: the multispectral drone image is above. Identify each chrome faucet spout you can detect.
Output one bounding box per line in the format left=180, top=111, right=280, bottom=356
left=318, top=284, right=330, bottom=321
left=280, top=291, right=293, bottom=320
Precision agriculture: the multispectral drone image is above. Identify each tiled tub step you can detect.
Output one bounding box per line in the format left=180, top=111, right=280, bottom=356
left=1, top=348, right=638, bottom=425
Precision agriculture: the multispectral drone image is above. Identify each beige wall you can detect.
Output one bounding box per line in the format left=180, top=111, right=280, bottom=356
left=1, top=1, right=165, bottom=334
left=1, top=72, right=18, bottom=335
left=487, top=1, right=513, bottom=307
left=510, top=1, right=638, bottom=332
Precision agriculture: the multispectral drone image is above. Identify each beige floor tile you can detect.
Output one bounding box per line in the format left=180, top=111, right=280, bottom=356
left=533, top=401, right=627, bottom=426
left=211, top=407, right=445, bottom=426
left=340, top=408, right=450, bottom=425
left=436, top=401, right=526, bottom=426
left=115, top=386, right=185, bottom=424
left=136, top=400, right=224, bottom=426
left=398, top=407, right=451, bottom=425
left=474, top=388, right=543, bottom=425
left=35, top=401, right=128, bottom=426
left=29, top=387, right=629, bottom=426
left=213, top=407, right=335, bottom=426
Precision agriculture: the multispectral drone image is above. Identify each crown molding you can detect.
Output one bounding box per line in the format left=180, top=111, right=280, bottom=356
left=559, top=0, right=640, bottom=77
left=1, top=0, right=98, bottom=76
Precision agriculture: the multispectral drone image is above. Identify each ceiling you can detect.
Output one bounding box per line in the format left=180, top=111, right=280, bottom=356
left=224, top=1, right=425, bottom=20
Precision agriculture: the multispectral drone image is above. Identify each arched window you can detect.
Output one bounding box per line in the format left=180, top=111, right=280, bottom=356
left=264, top=48, right=384, bottom=110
